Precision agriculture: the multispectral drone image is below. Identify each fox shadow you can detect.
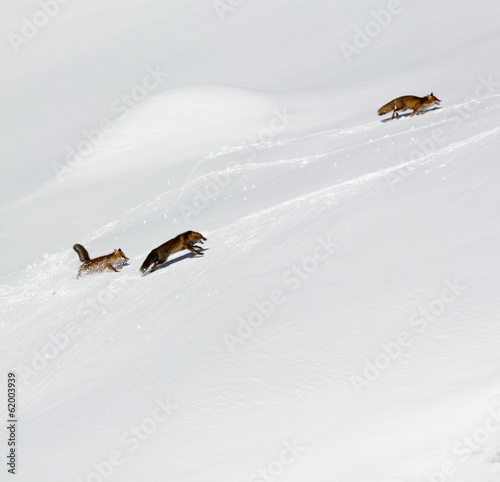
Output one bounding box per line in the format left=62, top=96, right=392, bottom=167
left=380, top=106, right=442, bottom=123
left=143, top=247, right=209, bottom=275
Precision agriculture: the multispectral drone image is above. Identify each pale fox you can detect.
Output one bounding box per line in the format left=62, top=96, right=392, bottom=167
left=140, top=231, right=207, bottom=274
left=378, top=93, right=441, bottom=120
left=73, top=244, right=129, bottom=278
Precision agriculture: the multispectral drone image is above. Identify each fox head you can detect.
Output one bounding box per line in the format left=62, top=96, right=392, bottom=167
left=188, top=231, right=207, bottom=244
left=427, top=93, right=441, bottom=105
left=113, top=248, right=129, bottom=262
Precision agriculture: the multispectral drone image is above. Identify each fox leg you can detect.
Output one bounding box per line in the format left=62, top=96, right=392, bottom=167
left=150, top=261, right=160, bottom=272
left=187, top=246, right=204, bottom=255
left=391, top=108, right=399, bottom=120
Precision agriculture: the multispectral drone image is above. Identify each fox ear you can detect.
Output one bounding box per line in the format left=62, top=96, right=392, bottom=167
left=114, top=249, right=119, bottom=254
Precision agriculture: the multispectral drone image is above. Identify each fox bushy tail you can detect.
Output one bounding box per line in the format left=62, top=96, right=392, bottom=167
left=140, top=250, right=158, bottom=273
left=73, top=244, right=90, bottom=262
left=377, top=101, right=394, bottom=116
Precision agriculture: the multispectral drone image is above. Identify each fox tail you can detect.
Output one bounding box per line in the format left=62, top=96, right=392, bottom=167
left=377, top=101, right=394, bottom=116
left=73, top=244, right=90, bottom=262
left=140, top=250, right=158, bottom=273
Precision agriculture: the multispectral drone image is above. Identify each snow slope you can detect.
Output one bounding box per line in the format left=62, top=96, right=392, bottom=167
left=2, top=0, right=500, bottom=481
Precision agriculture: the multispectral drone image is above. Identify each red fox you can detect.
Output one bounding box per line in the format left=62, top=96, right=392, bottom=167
left=73, top=244, right=129, bottom=278
left=140, top=231, right=207, bottom=274
left=378, top=93, right=441, bottom=120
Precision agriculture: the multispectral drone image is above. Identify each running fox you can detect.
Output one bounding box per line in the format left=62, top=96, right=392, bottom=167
left=140, top=231, right=207, bottom=274
left=73, top=244, right=129, bottom=278
left=378, top=93, right=441, bottom=120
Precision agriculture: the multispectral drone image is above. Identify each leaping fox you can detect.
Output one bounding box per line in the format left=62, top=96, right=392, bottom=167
left=140, top=231, right=207, bottom=274
left=378, top=93, right=441, bottom=120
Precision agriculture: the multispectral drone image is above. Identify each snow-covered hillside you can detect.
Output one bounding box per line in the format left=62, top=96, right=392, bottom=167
left=2, top=1, right=500, bottom=481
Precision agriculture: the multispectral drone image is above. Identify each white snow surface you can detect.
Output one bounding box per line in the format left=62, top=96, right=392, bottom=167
left=2, top=0, right=500, bottom=481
